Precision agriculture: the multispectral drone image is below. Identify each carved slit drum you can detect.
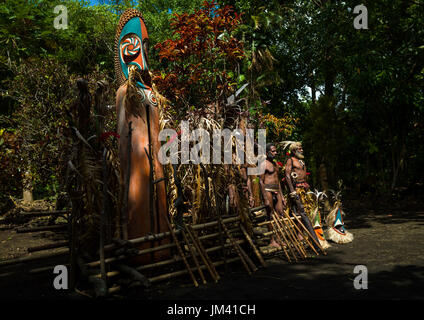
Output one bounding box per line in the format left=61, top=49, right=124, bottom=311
left=115, top=9, right=168, bottom=263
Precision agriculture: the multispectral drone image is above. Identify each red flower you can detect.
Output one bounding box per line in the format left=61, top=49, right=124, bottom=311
left=306, top=172, right=310, bottom=175
left=286, top=152, right=290, bottom=156
left=276, top=161, right=284, bottom=167
left=100, top=131, right=120, bottom=141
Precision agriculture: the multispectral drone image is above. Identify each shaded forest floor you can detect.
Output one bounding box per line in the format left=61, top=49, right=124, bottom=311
left=0, top=197, right=423, bottom=300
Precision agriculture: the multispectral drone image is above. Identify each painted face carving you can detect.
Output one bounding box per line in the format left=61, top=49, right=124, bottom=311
left=118, top=16, right=150, bottom=89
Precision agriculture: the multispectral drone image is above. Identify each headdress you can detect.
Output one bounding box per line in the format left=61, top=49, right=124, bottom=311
left=280, top=141, right=302, bottom=153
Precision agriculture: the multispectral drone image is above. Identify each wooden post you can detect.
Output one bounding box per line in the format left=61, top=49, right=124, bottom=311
left=164, top=215, right=198, bottom=287
left=220, top=219, right=253, bottom=275
left=181, top=230, right=206, bottom=285
left=274, top=213, right=307, bottom=259
left=121, top=121, right=132, bottom=240
left=240, top=224, right=266, bottom=267
left=186, top=224, right=220, bottom=282
left=99, top=148, right=108, bottom=292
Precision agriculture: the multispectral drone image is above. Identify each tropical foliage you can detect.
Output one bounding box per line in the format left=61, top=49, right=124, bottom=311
left=0, top=0, right=423, bottom=213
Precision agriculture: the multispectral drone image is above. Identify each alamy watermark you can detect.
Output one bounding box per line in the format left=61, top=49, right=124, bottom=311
left=54, top=5, right=68, bottom=30
left=353, top=265, right=368, bottom=289
left=53, top=265, right=68, bottom=290
left=353, top=4, right=368, bottom=30
left=158, top=121, right=267, bottom=175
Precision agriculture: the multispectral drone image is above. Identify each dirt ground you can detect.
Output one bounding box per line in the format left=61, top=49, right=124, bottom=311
left=0, top=198, right=423, bottom=301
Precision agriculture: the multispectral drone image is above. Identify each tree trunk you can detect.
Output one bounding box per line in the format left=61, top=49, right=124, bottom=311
left=318, top=160, right=332, bottom=212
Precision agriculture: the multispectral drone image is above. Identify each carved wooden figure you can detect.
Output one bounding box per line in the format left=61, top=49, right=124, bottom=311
left=114, top=9, right=168, bottom=262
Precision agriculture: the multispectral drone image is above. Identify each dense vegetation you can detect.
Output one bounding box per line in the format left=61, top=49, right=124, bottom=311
left=0, top=0, right=423, bottom=213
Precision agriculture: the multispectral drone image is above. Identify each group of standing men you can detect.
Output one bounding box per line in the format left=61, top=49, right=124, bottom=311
left=257, top=141, right=318, bottom=248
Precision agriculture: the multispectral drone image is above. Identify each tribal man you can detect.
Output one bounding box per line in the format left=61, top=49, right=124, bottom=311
left=284, top=141, right=324, bottom=247
left=285, top=142, right=311, bottom=202
left=260, top=143, right=286, bottom=248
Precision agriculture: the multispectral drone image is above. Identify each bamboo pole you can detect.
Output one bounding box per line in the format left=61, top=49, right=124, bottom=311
left=27, top=241, right=69, bottom=253
left=117, top=264, right=150, bottom=288
left=220, top=219, right=252, bottom=275
left=121, top=121, right=132, bottom=240
left=274, top=212, right=306, bottom=258
left=249, top=205, right=267, bottom=213
left=282, top=207, right=321, bottom=255
left=19, top=210, right=70, bottom=217
left=92, top=239, right=246, bottom=281
left=257, top=217, right=296, bottom=226
left=274, top=213, right=307, bottom=259
left=270, top=220, right=293, bottom=262
left=108, top=256, right=242, bottom=294
left=87, top=227, right=239, bottom=268
left=0, top=248, right=69, bottom=267
left=15, top=224, right=67, bottom=233
left=116, top=240, right=242, bottom=279
left=187, top=224, right=220, bottom=281
left=181, top=229, right=206, bottom=285
left=99, top=148, right=108, bottom=288
left=164, top=215, right=198, bottom=287
left=290, top=211, right=325, bottom=255
left=29, top=264, right=69, bottom=274
left=285, top=212, right=318, bottom=258
left=102, top=216, right=240, bottom=252
left=185, top=224, right=219, bottom=282
left=271, top=216, right=298, bottom=261
left=272, top=218, right=297, bottom=261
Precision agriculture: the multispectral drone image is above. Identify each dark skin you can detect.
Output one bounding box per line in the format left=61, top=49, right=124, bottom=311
left=285, top=145, right=308, bottom=196
left=285, top=145, right=308, bottom=240
left=240, top=164, right=254, bottom=207
left=260, top=145, right=286, bottom=248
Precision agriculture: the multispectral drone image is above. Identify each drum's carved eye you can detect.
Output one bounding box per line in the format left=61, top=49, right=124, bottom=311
left=120, top=36, right=141, bottom=63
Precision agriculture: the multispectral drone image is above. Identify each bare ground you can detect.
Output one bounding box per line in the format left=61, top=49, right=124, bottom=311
left=0, top=199, right=423, bottom=301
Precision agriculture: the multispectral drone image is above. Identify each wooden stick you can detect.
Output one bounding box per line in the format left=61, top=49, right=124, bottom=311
left=272, top=215, right=298, bottom=262
left=181, top=229, right=206, bottom=285
left=220, top=219, right=252, bottom=275
left=102, top=216, right=240, bottom=252
left=164, top=215, right=198, bottom=287
left=185, top=224, right=219, bottom=282
left=0, top=249, right=69, bottom=267
left=87, top=242, right=172, bottom=268
left=19, top=210, right=70, bottom=217
left=93, top=240, right=246, bottom=281
left=290, top=211, right=325, bottom=255
left=121, top=121, right=132, bottom=240
left=221, top=223, right=256, bottom=272
left=273, top=217, right=298, bottom=261
left=27, top=241, right=69, bottom=253
left=15, top=224, right=67, bottom=233
left=284, top=210, right=319, bottom=256
left=274, top=213, right=307, bottom=259
left=99, top=147, right=108, bottom=287
left=283, top=206, right=321, bottom=255
left=108, top=257, right=242, bottom=294
left=257, top=217, right=296, bottom=226
left=270, top=220, right=293, bottom=262
left=87, top=227, right=239, bottom=268
left=240, top=224, right=266, bottom=267
left=141, top=240, right=244, bottom=272
left=117, top=264, right=150, bottom=288
left=237, top=241, right=258, bottom=272
left=249, top=205, right=267, bottom=213
left=274, top=212, right=306, bottom=258
left=187, top=224, right=220, bottom=280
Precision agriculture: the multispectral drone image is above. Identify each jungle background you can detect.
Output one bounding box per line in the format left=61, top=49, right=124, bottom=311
left=0, top=0, right=423, bottom=215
